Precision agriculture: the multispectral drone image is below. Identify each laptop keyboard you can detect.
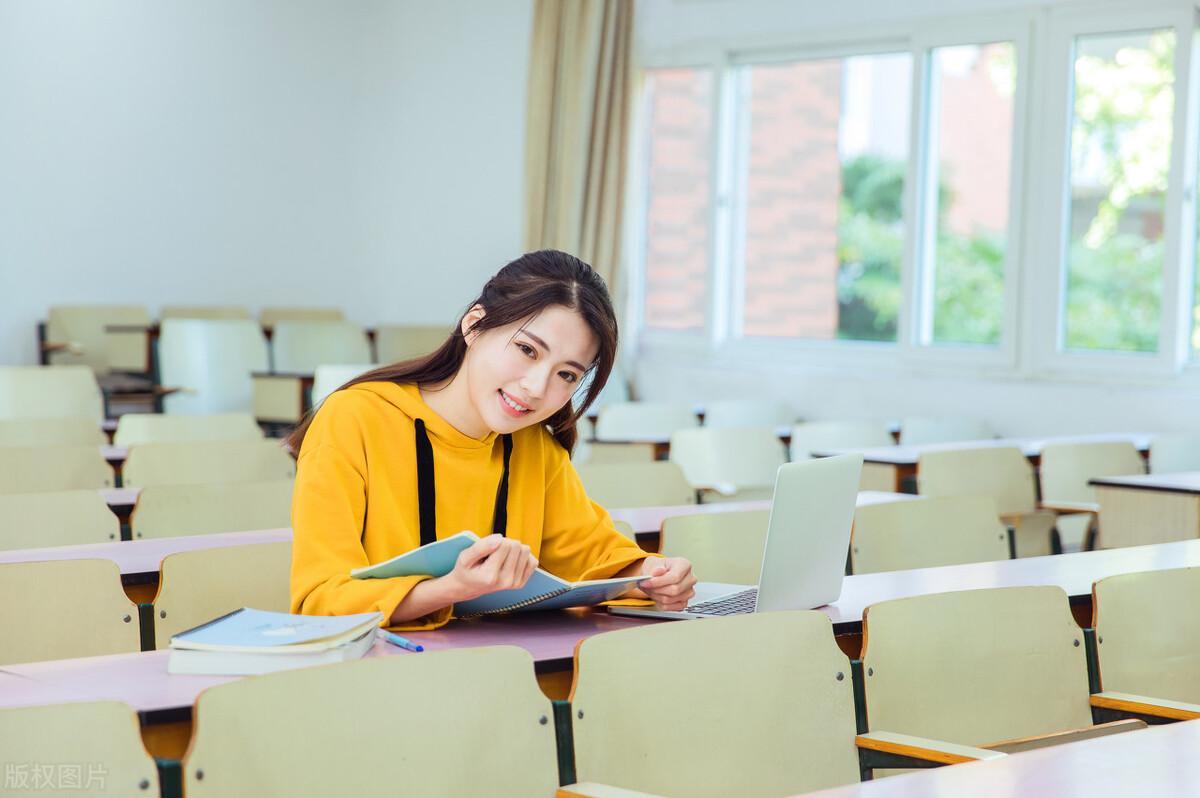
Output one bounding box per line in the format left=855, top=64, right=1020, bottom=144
left=687, top=588, right=758, bottom=616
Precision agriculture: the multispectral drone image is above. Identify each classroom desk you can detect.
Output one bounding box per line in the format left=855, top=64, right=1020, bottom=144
left=1090, top=471, right=1200, bottom=549
left=816, top=433, right=1154, bottom=493
left=800, top=718, right=1200, bottom=798
left=592, top=424, right=795, bottom=459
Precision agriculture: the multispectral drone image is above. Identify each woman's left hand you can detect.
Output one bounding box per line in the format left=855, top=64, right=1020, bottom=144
left=635, top=556, right=696, bottom=612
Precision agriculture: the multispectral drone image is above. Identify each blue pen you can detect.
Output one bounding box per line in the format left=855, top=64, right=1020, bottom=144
left=380, top=630, right=424, bottom=653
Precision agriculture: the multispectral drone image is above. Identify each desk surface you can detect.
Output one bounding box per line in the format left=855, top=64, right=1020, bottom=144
left=1090, top=470, right=1200, bottom=495
left=803, top=718, right=1200, bottom=798
left=0, top=609, right=659, bottom=714
left=608, top=491, right=912, bottom=534
left=0, top=528, right=293, bottom=577
left=816, top=432, right=1154, bottom=466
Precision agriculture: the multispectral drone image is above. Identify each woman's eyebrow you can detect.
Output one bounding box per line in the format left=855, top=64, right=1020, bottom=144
left=520, top=331, right=586, bottom=371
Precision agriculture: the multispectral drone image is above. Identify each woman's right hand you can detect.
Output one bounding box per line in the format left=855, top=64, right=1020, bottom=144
left=441, top=534, right=538, bottom=602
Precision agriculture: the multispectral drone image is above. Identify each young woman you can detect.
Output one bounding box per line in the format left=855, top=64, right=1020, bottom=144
left=287, top=250, right=696, bottom=630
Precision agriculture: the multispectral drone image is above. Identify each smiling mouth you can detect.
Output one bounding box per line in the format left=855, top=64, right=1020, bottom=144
left=498, top=390, right=532, bottom=415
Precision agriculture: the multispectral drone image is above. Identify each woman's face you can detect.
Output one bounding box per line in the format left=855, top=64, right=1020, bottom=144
left=460, top=305, right=599, bottom=436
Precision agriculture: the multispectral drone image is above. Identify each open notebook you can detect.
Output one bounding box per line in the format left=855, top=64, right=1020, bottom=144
left=351, top=531, right=647, bottom=618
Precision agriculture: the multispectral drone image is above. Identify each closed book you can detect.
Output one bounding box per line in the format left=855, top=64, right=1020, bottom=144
left=168, top=608, right=382, bottom=676
left=351, top=531, right=648, bottom=617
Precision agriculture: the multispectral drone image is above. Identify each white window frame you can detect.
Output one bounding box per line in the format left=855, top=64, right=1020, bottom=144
left=1029, top=2, right=1199, bottom=378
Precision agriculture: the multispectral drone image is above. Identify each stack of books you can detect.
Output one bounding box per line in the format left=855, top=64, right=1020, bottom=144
left=168, top=608, right=382, bottom=676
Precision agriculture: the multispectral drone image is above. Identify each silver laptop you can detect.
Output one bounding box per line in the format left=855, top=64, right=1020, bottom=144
left=611, top=453, right=864, bottom=620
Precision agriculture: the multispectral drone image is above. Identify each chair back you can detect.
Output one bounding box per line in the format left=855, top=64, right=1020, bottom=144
left=131, top=480, right=293, bottom=538
left=576, top=462, right=695, bottom=508
left=900, top=416, right=993, bottom=445
left=1093, top=567, right=1200, bottom=704
left=702, top=399, right=796, bottom=429
left=312, top=364, right=376, bottom=407
left=0, top=366, right=103, bottom=421
left=862, top=586, right=1093, bottom=746
left=0, top=417, right=105, bottom=446
left=1149, top=433, right=1200, bottom=473
left=789, top=420, right=894, bottom=459
left=851, top=495, right=1010, bottom=574
left=660, top=510, right=770, bottom=584
left=0, top=445, right=114, bottom=494
left=114, top=412, right=263, bottom=446
left=270, top=321, right=372, bottom=373
left=260, top=307, right=344, bottom=327
left=1039, top=441, right=1145, bottom=505
left=0, top=702, right=158, bottom=794
left=0, top=559, right=140, bottom=665
left=669, top=426, right=785, bottom=498
left=183, top=647, right=559, bottom=797
left=571, top=612, right=860, bottom=796
left=571, top=441, right=656, bottom=465
left=917, top=446, right=1036, bottom=514
left=158, top=320, right=268, bottom=415
left=0, top=490, right=120, bottom=550
left=46, top=304, right=151, bottom=374
left=154, top=542, right=292, bottom=646
left=594, top=401, right=698, bottom=442
left=374, top=324, right=452, bottom=364
left=121, top=440, right=294, bottom=488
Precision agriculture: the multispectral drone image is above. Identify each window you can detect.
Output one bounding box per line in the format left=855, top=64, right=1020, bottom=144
left=736, top=52, right=912, bottom=342
left=1062, top=29, right=1175, bottom=354
left=923, top=42, right=1016, bottom=347
left=641, top=68, right=713, bottom=333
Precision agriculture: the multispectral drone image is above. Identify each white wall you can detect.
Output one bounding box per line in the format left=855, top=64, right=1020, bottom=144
left=0, top=0, right=532, bottom=366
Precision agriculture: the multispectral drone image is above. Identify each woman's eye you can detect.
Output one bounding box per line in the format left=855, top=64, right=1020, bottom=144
left=516, top=343, right=535, bottom=358
left=560, top=372, right=578, bottom=384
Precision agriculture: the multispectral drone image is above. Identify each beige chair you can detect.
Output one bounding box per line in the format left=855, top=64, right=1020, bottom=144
left=269, top=321, right=372, bottom=373
left=918, top=446, right=1057, bottom=557
left=113, top=412, right=263, bottom=446
left=312, top=363, right=376, bottom=407
left=668, top=426, right=785, bottom=502
left=0, top=702, right=159, bottom=794
left=594, top=401, right=698, bottom=442
left=131, top=480, right=293, bottom=539
left=259, top=307, right=344, bottom=327
left=659, top=510, right=769, bottom=584
left=153, top=542, right=291, bottom=647
left=1040, top=442, right=1146, bottom=551
left=851, top=495, right=1010, bottom=574
left=788, top=420, right=895, bottom=459
left=1090, top=567, right=1200, bottom=718
left=120, top=440, right=294, bottom=488
left=160, top=305, right=252, bottom=320
left=0, top=365, right=103, bottom=421
left=0, top=417, right=105, bottom=446
left=701, top=399, right=796, bottom=429
left=571, top=441, right=656, bottom=465
left=182, top=647, right=559, bottom=796
left=1149, top=433, right=1200, bottom=474
left=0, top=490, right=121, bottom=550
left=374, top=324, right=452, bottom=364
left=0, top=559, right=140, bottom=665
left=571, top=611, right=992, bottom=796
left=45, top=304, right=152, bottom=374
left=900, top=417, right=994, bottom=445
left=861, top=586, right=1142, bottom=764
left=576, top=462, right=695, bottom=508
left=158, top=319, right=269, bottom=415
left=0, top=446, right=114, bottom=494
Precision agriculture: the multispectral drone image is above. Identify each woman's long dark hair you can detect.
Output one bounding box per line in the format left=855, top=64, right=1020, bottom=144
left=285, top=250, right=618, bottom=455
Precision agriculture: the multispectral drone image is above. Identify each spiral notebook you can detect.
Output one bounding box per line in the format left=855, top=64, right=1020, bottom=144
left=350, top=531, right=648, bottom=618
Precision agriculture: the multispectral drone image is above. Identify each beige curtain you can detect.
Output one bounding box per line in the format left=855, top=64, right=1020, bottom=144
left=524, top=0, right=634, bottom=291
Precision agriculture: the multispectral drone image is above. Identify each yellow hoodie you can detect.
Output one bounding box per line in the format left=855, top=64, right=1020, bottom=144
left=290, top=381, right=651, bottom=630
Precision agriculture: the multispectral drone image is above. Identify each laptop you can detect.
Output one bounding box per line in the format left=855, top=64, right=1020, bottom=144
left=610, top=453, right=864, bottom=620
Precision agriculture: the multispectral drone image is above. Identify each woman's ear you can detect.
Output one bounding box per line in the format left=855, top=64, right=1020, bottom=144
left=460, top=305, right=486, bottom=345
